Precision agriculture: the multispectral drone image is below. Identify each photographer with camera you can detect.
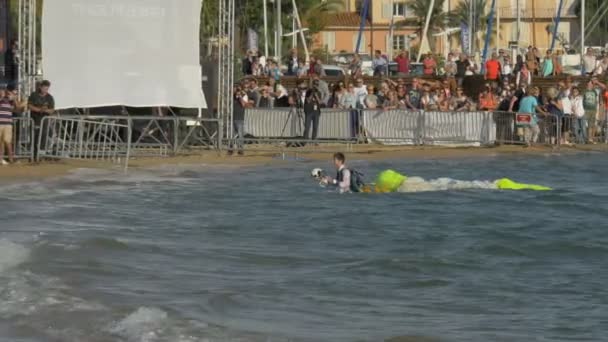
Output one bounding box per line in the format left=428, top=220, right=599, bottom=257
left=229, top=85, right=250, bottom=156
left=303, top=80, right=323, bottom=143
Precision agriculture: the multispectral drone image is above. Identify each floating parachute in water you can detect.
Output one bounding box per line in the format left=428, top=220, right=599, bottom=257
left=494, top=178, right=552, bottom=191
left=372, top=169, right=407, bottom=193
left=360, top=170, right=551, bottom=193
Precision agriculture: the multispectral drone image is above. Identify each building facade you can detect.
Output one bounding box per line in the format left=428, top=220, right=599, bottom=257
left=312, top=0, right=418, bottom=57
left=313, top=0, right=578, bottom=57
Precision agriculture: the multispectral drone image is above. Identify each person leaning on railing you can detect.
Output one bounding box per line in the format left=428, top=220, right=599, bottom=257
left=0, top=87, right=15, bottom=165
left=28, top=80, right=55, bottom=161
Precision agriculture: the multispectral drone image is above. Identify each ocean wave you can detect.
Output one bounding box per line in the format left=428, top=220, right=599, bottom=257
left=109, top=307, right=169, bottom=342
left=397, top=176, right=498, bottom=193
left=0, top=239, right=30, bottom=273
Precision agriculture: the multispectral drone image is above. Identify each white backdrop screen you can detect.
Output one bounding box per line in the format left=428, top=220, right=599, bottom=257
left=42, top=0, right=207, bottom=109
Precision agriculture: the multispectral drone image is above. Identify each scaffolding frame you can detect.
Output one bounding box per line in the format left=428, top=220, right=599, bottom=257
left=17, top=0, right=39, bottom=99
left=217, top=0, right=235, bottom=142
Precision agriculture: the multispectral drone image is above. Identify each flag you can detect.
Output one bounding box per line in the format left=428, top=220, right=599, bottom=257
left=460, top=23, right=470, bottom=54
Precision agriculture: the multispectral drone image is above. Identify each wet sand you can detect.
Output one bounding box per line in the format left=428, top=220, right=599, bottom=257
left=0, top=144, right=603, bottom=182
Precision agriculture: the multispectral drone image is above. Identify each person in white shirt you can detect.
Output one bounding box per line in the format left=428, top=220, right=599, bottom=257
left=571, top=87, right=587, bottom=144
left=322, top=152, right=354, bottom=193
left=583, top=48, right=597, bottom=75
left=352, top=78, right=368, bottom=108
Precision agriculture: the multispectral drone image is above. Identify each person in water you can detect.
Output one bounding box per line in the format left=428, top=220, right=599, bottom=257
left=322, top=152, right=358, bottom=193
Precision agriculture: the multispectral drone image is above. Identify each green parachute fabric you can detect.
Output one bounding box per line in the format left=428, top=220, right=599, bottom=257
left=495, top=178, right=552, bottom=191
left=374, top=170, right=407, bottom=193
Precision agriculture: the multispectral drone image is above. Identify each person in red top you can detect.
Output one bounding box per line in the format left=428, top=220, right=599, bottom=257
left=485, top=52, right=501, bottom=82
left=307, top=56, right=317, bottom=76
left=422, top=53, right=436, bottom=75
left=394, top=50, right=410, bottom=75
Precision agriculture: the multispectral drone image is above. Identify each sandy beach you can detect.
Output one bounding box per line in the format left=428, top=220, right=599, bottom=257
left=0, top=144, right=603, bottom=181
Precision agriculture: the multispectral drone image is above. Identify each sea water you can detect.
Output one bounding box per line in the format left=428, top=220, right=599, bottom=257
left=1, top=154, right=607, bottom=342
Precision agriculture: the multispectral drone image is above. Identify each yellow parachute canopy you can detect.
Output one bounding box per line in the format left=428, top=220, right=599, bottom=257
left=373, top=169, right=407, bottom=193
left=495, top=178, right=552, bottom=191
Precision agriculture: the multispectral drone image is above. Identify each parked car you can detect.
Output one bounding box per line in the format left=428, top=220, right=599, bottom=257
left=299, top=64, right=346, bottom=77
left=332, top=53, right=374, bottom=76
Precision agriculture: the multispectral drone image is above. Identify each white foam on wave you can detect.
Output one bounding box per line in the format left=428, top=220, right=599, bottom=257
left=0, top=239, right=30, bottom=273
left=110, top=307, right=169, bottom=342
left=397, top=176, right=498, bottom=193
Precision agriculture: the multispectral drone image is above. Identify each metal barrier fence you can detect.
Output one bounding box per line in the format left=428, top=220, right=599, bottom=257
left=240, top=109, right=567, bottom=148
left=55, top=116, right=221, bottom=156
left=493, top=111, right=562, bottom=146
left=561, top=113, right=608, bottom=145
left=244, top=108, right=354, bottom=140
left=38, top=116, right=131, bottom=169
left=12, top=117, right=35, bottom=160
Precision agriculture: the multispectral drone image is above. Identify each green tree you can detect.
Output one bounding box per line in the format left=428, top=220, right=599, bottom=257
left=450, top=0, right=503, bottom=52
left=395, top=0, right=450, bottom=52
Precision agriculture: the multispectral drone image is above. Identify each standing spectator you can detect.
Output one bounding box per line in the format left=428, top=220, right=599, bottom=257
left=28, top=80, right=55, bottom=160
left=509, top=83, right=528, bottom=112
left=583, top=48, right=597, bottom=75
left=456, top=53, right=471, bottom=87
left=518, top=87, right=547, bottom=146
left=502, top=55, right=513, bottom=82
left=4, top=40, right=18, bottom=88
left=541, top=50, right=554, bottom=77
left=286, top=49, right=299, bottom=76
left=268, top=79, right=289, bottom=107
left=444, top=52, right=457, bottom=89
left=478, top=84, right=499, bottom=111
left=583, top=80, right=599, bottom=142
left=452, top=87, right=473, bottom=111
left=376, top=81, right=391, bottom=105
left=340, top=84, right=359, bottom=137
left=229, top=86, right=248, bottom=156
left=396, top=84, right=407, bottom=107
left=394, top=50, right=410, bottom=76
left=256, top=87, right=274, bottom=108
left=268, top=60, right=282, bottom=80
left=329, top=82, right=345, bottom=108
left=484, top=52, right=501, bottom=83
left=364, top=85, right=379, bottom=109
left=372, top=50, right=388, bottom=76
left=516, top=63, right=532, bottom=88
left=296, top=60, right=307, bottom=77
left=405, top=78, right=422, bottom=110
left=313, top=58, right=326, bottom=76
left=246, top=79, right=260, bottom=107
left=311, top=75, right=330, bottom=107
left=513, top=54, right=524, bottom=74
left=553, top=50, right=563, bottom=76
left=558, top=81, right=573, bottom=144
left=242, top=50, right=254, bottom=75
left=422, top=53, right=437, bottom=75
left=307, top=56, right=318, bottom=76
left=571, top=87, right=587, bottom=144
left=526, top=46, right=539, bottom=76
left=303, top=84, right=322, bottom=142
left=382, top=91, right=400, bottom=110
left=0, top=88, right=14, bottom=165
left=353, top=78, right=368, bottom=108
left=349, top=54, right=363, bottom=78
left=593, top=56, right=608, bottom=76
left=497, top=50, right=507, bottom=68
left=440, top=80, right=452, bottom=100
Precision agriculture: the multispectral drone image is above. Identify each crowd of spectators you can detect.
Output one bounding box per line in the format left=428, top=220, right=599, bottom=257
left=235, top=45, right=608, bottom=147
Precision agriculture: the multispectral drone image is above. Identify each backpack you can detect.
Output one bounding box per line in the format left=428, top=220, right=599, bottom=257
left=350, top=169, right=366, bottom=193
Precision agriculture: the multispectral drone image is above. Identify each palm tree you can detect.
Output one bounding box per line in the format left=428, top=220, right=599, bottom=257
left=449, top=0, right=490, bottom=52
left=300, top=0, right=346, bottom=35
left=396, top=0, right=450, bottom=52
